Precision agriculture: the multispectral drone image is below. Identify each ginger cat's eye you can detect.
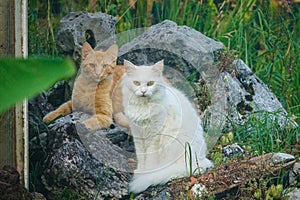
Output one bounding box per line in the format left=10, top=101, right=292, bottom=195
left=133, top=81, right=140, bottom=86
left=147, top=81, right=154, bottom=86
left=89, top=63, right=96, bottom=68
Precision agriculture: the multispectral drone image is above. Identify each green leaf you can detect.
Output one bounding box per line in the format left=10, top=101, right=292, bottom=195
left=0, top=57, right=76, bottom=113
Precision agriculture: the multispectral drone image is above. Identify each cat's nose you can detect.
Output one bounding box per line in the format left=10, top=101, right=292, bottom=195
left=141, top=90, right=146, bottom=95
left=95, top=68, right=102, bottom=76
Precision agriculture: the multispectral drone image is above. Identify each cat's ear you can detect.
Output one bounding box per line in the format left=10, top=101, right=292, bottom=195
left=106, top=44, right=118, bottom=59
left=153, top=60, right=164, bottom=73
left=82, top=42, right=94, bottom=61
left=124, top=60, right=136, bottom=74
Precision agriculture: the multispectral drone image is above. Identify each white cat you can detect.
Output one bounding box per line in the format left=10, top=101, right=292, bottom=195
left=121, top=60, right=213, bottom=194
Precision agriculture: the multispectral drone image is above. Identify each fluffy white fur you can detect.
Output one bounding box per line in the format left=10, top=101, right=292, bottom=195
left=122, top=60, right=213, bottom=194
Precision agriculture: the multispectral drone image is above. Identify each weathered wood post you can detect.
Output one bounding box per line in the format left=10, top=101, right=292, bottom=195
left=0, top=0, right=28, bottom=188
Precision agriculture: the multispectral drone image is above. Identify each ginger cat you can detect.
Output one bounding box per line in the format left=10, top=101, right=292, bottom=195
left=111, top=65, right=130, bottom=128
left=43, top=42, right=118, bottom=131
left=121, top=60, right=213, bottom=193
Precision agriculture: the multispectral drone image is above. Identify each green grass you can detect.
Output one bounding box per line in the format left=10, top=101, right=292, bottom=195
left=229, top=110, right=299, bottom=156
left=184, top=142, right=193, bottom=177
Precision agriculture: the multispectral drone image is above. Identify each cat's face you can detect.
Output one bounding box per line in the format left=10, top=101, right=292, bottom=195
left=123, top=60, right=164, bottom=98
left=81, top=42, right=118, bottom=82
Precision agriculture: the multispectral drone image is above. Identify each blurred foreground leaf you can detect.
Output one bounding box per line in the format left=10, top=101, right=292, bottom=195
left=0, top=57, right=76, bottom=113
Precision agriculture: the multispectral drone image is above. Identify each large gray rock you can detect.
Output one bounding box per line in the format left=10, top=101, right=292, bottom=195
left=205, top=59, right=297, bottom=140
left=117, top=20, right=224, bottom=87
left=56, top=11, right=117, bottom=66
left=40, top=112, right=131, bottom=200
left=118, top=20, right=224, bottom=66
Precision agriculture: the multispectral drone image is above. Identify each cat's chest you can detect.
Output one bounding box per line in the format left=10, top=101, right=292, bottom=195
left=127, top=101, right=164, bottom=120
left=72, top=87, right=96, bottom=114
left=126, top=102, right=179, bottom=137
left=71, top=80, right=99, bottom=113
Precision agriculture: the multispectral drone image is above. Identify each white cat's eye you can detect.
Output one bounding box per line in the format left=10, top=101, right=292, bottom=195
left=147, top=81, right=154, bottom=86
left=103, top=64, right=109, bottom=68
left=133, top=81, right=140, bottom=86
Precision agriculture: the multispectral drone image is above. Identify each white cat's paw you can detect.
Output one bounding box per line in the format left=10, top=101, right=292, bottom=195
left=197, top=158, right=214, bottom=173
left=129, top=175, right=150, bottom=194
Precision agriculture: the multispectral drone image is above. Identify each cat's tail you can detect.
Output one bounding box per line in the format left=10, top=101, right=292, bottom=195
left=129, top=164, right=187, bottom=194
left=43, top=101, right=72, bottom=124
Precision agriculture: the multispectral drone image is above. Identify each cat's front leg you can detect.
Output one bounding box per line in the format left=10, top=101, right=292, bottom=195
left=134, top=153, right=146, bottom=173
left=142, top=138, right=163, bottom=171
left=43, top=101, right=72, bottom=124
left=132, top=138, right=147, bottom=172
left=83, top=114, right=113, bottom=131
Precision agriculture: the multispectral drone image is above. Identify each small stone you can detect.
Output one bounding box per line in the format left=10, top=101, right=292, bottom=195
left=269, top=152, right=295, bottom=166
left=31, top=192, right=47, bottom=200
left=222, top=143, right=245, bottom=160
left=191, top=183, right=208, bottom=198
left=134, top=185, right=171, bottom=200
left=289, top=162, right=300, bottom=185
left=287, top=188, right=300, bottom=200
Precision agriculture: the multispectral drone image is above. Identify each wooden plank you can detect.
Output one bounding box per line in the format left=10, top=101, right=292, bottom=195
left=0, top=0, right=16, bottom=168
left=0, top=0, right=28, bottom=189
left=14, top=0, right=28, bottom=189
left=0, top=0, right=14, bottom=56
left=0, top=110, right=15, bottom=166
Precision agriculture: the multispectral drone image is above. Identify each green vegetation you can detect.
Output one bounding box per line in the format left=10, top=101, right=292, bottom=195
left=0, top=57, right=75, bottom=113
left=231, top=110, right=299, bottom=155
left=208, top=110, right=299, bottom=199
left=210, top=110, right=299, bottom=164
left=184, top=142, right=193, bottom=177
